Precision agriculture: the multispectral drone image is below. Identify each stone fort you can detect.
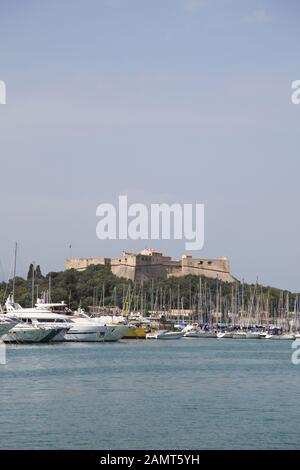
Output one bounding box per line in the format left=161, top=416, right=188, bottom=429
left=65, top=249, right=236, bottom=283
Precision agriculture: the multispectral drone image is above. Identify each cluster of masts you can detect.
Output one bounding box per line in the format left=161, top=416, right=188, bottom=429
left=90, top=279, right=300, bottom=331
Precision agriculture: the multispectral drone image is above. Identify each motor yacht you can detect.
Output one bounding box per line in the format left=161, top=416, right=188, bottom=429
left=5, top=296, right=130, bottom=342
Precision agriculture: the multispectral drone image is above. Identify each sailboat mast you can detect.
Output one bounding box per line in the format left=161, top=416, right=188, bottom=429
left=177, top=284, right=180, bottom=322
left=141, top=280, right=144, bottom=315
left=49, top=275, right=52, bottom=303
left=31, top=262, right=35, bottom=308
left=199, top=277, right=203, bottom=324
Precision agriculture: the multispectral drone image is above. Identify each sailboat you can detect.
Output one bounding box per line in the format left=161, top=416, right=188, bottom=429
left=265, top=327, right=294, bottom=340
left=217, top=331, right=233, bottom=339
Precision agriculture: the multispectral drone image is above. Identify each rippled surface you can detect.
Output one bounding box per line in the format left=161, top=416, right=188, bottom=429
left=0, top=339, right=299, bottom=449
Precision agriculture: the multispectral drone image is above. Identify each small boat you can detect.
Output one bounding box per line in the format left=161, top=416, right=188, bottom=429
left=265, top=333, right=295, bottom=340
left=246, top=332, right=263, bottom=339
left=184, top=330, right=217, bottom=338
left=265, top=327, right=294, bottom=340
left=146, top=330, right=184, bottom=340
left=217, top=331, right=233, bottom=339
left=156, top=331, right=184, bottom=340
left=231, top=330, right=264, bottom=339
left=231, top=331, right=247, bottom=339
left=259, top=332, right=267, bottom=338
left=146, top=331, right=159, bottom=339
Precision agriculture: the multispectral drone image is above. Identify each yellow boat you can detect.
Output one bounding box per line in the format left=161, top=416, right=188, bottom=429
left=124, top=325, right=148, bottom=339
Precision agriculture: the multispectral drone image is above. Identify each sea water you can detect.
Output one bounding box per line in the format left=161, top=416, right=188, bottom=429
left=0, top=339, right=299, bottom=449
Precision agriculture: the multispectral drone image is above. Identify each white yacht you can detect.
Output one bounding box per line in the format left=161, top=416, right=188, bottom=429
left=5, top=296, right=130, bottom=342
left=5, top=295, right=70, bottom=342
left=2, top=324, right=61, bottom=343
left=71, top=309, right=131, bottom=342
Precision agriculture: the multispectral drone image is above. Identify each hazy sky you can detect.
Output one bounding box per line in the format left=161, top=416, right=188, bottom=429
left=0, top=0, right=300, bottom=290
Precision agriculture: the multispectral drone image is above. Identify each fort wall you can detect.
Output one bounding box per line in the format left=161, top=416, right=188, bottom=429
left=65, top=251, right=236, bottom=283
left=65, top=257, right=110, bottom=272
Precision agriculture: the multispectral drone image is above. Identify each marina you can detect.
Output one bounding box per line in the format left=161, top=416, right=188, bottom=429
left=1, top=298, right=299, bottom=344
left=1, top=287, right=299, bottom=344
left=1, top=244, right=299, bottom=344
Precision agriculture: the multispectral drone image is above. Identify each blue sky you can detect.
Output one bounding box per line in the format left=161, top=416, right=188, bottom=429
left=0, top=0, right=300, bottom=290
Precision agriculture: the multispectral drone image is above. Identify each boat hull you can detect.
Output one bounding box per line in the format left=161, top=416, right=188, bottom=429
left=184, top=331, right=217, bottom=338
left=42, top=327, right=70, bottom=342
left=124, top=326, right=147, bottom=339
left=232, top=333, right=247, bottom=339
left=265, top=334, right=295, bottom=340
left=246, top=333, right=263, bottom=339
left=63, top=324, right=130, bottom=342
left=156, top=332, right=184, bottom=340
left=0, top=322, right=16, bottom=338
left=3, top=326, right=52, bottom=343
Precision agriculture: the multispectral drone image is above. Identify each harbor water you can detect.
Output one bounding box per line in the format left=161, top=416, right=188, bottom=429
left=0, top=339, right=299, bottom=450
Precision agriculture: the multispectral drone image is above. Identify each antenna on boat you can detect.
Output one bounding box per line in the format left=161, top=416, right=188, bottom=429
left=12, top=242, right=18, bottom=301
